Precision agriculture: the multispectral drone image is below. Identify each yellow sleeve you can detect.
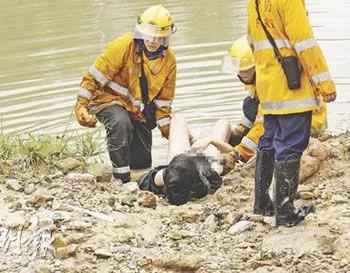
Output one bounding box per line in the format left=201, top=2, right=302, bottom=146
left=79, top=34, right=132, bottom=101
left=283, top=0, right=336, bottom=96
left=155, top=63, right=176, bottom=138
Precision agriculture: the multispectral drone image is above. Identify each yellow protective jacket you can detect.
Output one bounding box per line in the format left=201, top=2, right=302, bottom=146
left=247, top=0, right=336, bottom=115
left=78, top=33, right=176, bottom=138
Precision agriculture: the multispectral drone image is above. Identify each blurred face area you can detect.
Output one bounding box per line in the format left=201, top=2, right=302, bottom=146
left=144, top=38, right=164, bottom=52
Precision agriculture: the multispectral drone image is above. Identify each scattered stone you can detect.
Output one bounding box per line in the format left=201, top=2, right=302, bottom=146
left=55, top=157, right=83, bottom=173
left=262, top=228, right=330, bottom=256
left=169, top=230, right=183, bottom=241
left=6, top=179, right=22, bottom=191
left=28, top=188, right=54, bottom=206
left=299, top=191, right=315, bottom=200
left=223, top=212, right=243, bottom=227
left=24, top=183, right=35, bottom=195
left=137, top=191, right=157, bottom=208
left=262, top=217, right=275, bottom=226
left=123, top=182, right=139, bottom=194
left=300, top=154, right=320, bottom=183
left=94, top=164, right=113, bottom=183
left=4, top=212, right=27, bottom=228
left=248, top=259, right=273, bottom=270
left=201, top=214, right=218, bottom=232
left=227, top=220, right=253, bottom=235
left=332, top=194, right=348, bottom=204
left=308, top=138, right=331, bottom=161
left=54, top=244, right=78, bottom=259
left=33, top=264, right=53, bottom=273
left=152, top=254, right=202, bottom=271
left=67, top=172, right=94, bottom=183
left=334, top=232, right=350, bottom=262
left=94, top=248, right=113, bottom=258
left=177, top=210, right=201, bottom=224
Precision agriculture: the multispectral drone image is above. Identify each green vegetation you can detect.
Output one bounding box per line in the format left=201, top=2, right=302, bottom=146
left=0, top=130, right=105, bottom=165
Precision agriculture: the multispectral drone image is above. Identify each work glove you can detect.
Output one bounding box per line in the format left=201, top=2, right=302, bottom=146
left=75, top=98, right=97, bottom=128
left=229, top=124, right=250, bottom=147
left=323, top=92, right=336, bottom=103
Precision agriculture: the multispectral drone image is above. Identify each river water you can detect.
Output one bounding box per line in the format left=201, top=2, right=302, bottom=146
left=1, top=0, right=349, bottom=164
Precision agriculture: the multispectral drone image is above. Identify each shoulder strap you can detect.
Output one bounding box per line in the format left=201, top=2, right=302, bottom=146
left=255, top=0, right=283, bottom=62
left=139, top=56, right=149, bottom=110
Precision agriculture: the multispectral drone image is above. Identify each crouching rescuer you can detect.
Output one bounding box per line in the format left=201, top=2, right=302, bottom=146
left=75, top=5, right=177, bottom=183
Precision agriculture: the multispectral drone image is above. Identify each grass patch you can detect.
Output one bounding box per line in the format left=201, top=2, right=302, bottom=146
left=0, top=130, right=104, bottom=167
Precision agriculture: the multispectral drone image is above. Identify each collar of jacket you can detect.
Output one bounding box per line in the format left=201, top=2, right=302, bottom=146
left=134, top=41, right=167, bottom=75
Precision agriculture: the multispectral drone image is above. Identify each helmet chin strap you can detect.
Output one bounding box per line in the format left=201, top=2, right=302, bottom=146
left=141, top=40, right=166, bottom=60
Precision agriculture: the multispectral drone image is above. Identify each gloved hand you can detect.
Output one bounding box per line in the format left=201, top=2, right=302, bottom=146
left=323, top=92, right=336, bottom=103
left=229, top=124, right=250, bottom=147
left=221, top=151, right=238, bottom=175
left=75, top=99, right=97, bottom=128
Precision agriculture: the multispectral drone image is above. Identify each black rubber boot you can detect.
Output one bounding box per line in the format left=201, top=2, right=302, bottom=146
left=253, top=150, right=275, bottom=216
left=274, top=158, right=315, bottom=227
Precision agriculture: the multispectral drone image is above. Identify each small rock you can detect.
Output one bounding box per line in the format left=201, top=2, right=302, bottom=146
left=24, top=183, right=35, bottom=195
left=152, top=254, right=202, bottom=271
left=300, top=154, right=320, bottom=183
left=137, top=191, right=157, bottom=208
left=55, top=157, right=83, bottom=173
left=28, top=188, right=54, bottom=206
left=123, top=182, right=139, bottom=194
left=169, top=230, right=183, bottom=241
left=334, top=232, right=350, bottom=262
left=6, top=179, right=22, bottom=191
left=33, top=264, right=53, bottom=273
left=223, top=212, right=243, bottom=227
left=201, top=215, right=218, bottom=232
left=94, top=248, right=113, bottom=258
left=67, top=172, right=94, bottom=183
left=227, top=220, right=253, bottom=235
left=299, top=191, right=315, bottom=200
left=54, top=244, right=78, bottom=259
left=262, top=217, right=275, bottom=226
left=178, top=210, right=201, bottom=223
left=332, top=194, right=348, bottom=204
left=248, top=260, right=273, bottom=270
left=4, top=212, right=27, bottom=228
left=307, top=138, right=331, bottom=161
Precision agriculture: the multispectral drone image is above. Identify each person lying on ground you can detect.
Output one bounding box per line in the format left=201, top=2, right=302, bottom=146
left=137, top=114, right=236, bottom=205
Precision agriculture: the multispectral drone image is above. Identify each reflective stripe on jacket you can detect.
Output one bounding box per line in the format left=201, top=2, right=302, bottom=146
left=78, top=33, right=176, bottom=137
left=247, top=0, right=336, bottom=115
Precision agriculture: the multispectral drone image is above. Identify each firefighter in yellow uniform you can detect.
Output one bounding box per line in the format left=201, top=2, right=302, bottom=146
left=247, top=0, right=336, bottom=226
left=75, top=5, right=177, bottom=183
left=222, top=35, right=328, bottom=163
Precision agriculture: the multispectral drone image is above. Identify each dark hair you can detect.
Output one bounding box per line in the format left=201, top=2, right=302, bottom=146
left=163, top=154, right=222, bottom=205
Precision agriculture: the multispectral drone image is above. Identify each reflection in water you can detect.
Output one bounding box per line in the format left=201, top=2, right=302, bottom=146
left=0, top=0, right=349, bottom=164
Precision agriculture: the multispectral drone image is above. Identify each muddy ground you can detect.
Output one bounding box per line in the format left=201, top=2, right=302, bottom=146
left=0, top=133, right=349, bottom=273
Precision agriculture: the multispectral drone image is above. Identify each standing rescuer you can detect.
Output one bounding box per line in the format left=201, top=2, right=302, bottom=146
left=247, top=0, right=336, bottom=226
left=222, top=35, right=328, bottom=164
left=75, top=5, right=177, bottom=183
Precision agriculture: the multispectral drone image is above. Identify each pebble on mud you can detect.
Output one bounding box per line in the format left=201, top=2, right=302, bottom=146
left=67, top=172, right=94, bottom=183
left=227, top=220, right=253, bottom=235
left=152, top=254, right=202, bottom=271
left=137, top=191, right=157, bottom=208
left=28, top=188, right=54, bottom=206
left=94, top=248, right=113, bottom=258
left=300, top=154, right=320, bottom=183
left=6, top=179, right=22, bottom=191
left=55, top=157, right=83, bottom=173
left=54, top=244, right=78, bottom=259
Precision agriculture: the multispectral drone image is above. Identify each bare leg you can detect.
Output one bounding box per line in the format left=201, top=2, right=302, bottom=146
left=204, top=118, right=232, bottom=175
left=155, top=114, right=190, bottom=187
left=167, top=114, right=191, bottom=163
